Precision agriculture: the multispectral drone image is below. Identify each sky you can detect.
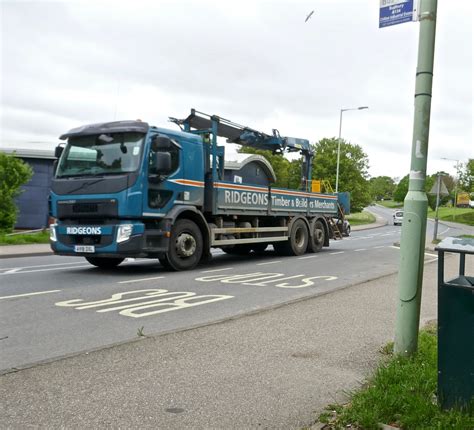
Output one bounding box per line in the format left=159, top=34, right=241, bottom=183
left=0, top=0, right=472, bottom=180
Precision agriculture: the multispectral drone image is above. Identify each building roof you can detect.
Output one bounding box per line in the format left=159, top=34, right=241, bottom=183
left=1, top=147, right=56, bottom=160
left=224, top=153, right=277, bottom=183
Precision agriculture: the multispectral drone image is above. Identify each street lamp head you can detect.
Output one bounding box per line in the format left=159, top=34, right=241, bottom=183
left=341, top=106, right=369, bottom=113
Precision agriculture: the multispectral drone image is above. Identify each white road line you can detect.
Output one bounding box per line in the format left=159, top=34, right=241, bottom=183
left=118, top=276, right=165, bottom=284
left=0, top=261, right=86, bottom=272
left=439, top=226, right=450, bottom=235
left=330, top=251, right=344, bottom=255
left=0, top=265, right=91, bottom=276
left=424, top=252, right=438, bottom=258
left=257, top=260, right=283, bottom=266
left=354, top=248, right=366, bottom=252
left=3, top=268, right=22, bottom=274
left=425, top=258, right=438, bottom=264
left=0, top=290, right=61, bottom=300
left=389, top=245, right=400, bottom=249
left=298, top=255, right=318, bottom=260
left=374, top=245, right=386, bottom=249
left=200, top=267, right=233, bottom=273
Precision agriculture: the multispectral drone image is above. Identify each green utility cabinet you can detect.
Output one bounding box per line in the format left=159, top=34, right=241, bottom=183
left=436, top=237, right=474, bottom=410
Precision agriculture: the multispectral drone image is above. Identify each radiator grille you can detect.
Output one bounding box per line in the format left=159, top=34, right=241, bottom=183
left=72, top=203, right=98, bottom=213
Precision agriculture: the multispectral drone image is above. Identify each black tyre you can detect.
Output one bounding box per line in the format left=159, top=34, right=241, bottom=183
left=308, top=220, right=325, bottom=252
left=85, top=257, right=124, bottom=268
left=345, top=224, right=351, bottom=237
left=165, top=219, right=203, bottom=271
left=158, top=253, right=173, bottom=269
left=274, top=219, right=309, bottom=256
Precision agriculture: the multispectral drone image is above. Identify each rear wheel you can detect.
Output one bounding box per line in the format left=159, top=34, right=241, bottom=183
left=345, top=224, right=351, bottom=237
left=85, top=257, right=124, bottom=268
left=163, top=219, right=203, bottom=271
left=308, top=220, right=325, bottom=253
left=274, top=219, right=309, bottom=256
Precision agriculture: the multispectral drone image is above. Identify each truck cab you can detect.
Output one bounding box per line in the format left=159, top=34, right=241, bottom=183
left=50, top=120, right=206, bottom=267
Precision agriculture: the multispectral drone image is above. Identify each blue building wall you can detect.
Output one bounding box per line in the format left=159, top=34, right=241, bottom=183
left=15, top=158, right=55, bottom=229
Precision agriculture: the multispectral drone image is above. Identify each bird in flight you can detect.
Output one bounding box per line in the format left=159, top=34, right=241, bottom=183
left=305, top=10, right=314, bottom=22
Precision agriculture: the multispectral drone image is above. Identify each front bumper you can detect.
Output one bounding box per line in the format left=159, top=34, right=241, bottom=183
left=50, top=222, right=170, bottom=258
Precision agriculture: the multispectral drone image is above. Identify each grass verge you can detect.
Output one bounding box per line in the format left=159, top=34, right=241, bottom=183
left=318, top=327, right=474, bottom=429
left=427, top=207, right=474, bottom=226
left=346, top=211, right=376, bottom=226
left=0, top=230, right=50, bottom=245
left=376, top=200, right=403, bottom=209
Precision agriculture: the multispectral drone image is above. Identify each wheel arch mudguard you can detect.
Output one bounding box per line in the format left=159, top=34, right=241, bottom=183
left=165, top=205, right=211, bottom=255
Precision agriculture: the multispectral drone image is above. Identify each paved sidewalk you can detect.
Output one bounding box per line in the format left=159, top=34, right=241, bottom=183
left=3, top=252, right=470, bottom=428
left=0, top=243, right=52, bottom=259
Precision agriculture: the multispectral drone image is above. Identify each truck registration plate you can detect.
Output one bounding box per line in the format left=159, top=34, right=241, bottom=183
left=74, top=245, right=95, bottom=253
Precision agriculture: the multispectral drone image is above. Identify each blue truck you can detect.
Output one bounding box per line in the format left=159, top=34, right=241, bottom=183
left=49, top=109, right=349, bottom=270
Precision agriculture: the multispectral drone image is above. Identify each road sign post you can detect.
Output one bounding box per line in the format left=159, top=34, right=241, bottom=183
left=430, top=173, right=449, bottom=242
left=394, top=0, right=438, bottom=357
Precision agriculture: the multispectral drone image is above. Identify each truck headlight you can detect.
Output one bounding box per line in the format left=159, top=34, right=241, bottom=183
left=50, top=224, right=57, bottom=242
left=117, top=224, right=133, bottom=243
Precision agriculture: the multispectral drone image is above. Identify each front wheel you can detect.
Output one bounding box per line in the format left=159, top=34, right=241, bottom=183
left=164, top=219, right=203, bottom=271
left=85, top=257, right=124, bottom=269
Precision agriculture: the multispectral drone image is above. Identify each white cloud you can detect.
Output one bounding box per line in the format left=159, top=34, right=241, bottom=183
left=0, top=0, right=472, bottom=179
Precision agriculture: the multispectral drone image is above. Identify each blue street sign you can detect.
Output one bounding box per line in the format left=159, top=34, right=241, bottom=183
left=379, top=0, right=415, bottom=28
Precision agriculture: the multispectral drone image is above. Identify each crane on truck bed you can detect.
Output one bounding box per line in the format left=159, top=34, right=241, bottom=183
left=169, top=109, right=314, bottom=190
left=170, top=109, right=347, bottom=239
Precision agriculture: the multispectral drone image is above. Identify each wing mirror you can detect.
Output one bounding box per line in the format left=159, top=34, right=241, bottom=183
left=152, top=136, right=173, bottom=150
left=154, top=152, right=172, bottom=174
left=54, top=145, right=64, bottom=159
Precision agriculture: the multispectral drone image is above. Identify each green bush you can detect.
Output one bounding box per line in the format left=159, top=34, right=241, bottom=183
left=0, top=152, right=33, bottom=232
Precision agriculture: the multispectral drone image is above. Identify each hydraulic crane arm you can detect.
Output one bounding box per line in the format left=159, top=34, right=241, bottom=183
left=169, top=109, right=313, bottom=158
left=170, top=109, right=314, bottom=189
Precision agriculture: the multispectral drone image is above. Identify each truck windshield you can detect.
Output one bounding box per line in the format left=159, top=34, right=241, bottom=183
left=56, top=132, right=144, bottom=178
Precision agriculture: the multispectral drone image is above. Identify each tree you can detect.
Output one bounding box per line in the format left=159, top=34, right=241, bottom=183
left=438, top=172, right=456, bottom=194
left=459, top=159, right=474, bottom=193
left=425, top=174, right=436, bottom=211
left=393, top=175, right=409, bottom=202
left=311, top=138, right=371, bottom=212
left=0, top=152, right=33, bottom=232
left=393, top=173, right=449, bottom=210
left=369, top=176, right=396, bottom=201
